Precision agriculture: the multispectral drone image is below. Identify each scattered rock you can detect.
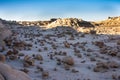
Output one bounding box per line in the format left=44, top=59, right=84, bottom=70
left=93, top=61, right=119, bottom=72
left=64, top=41, right=70, bottom=48
left=42, top=71, right=49, bottom=78
left=36, top=65, right=43, bottom=72
left=24, top=55, right=35, bottom=66
left=20, top=68, right=29, bottom=73
left=62, top=56, right=74, bottom=66
left=90, top=57, right=96, bottom=61
left=64, top=64, right=70, bottom=70
left=34, top=54, right=43, bottom=61
left=9, top=55, right=18, bottom=60
left=75, top=53, right=82, bottom=58
left=18, top=53, right=25, bottom=56
left=94, top=41, right=105, bottom=48
left=71, top=68, right=79, bottom=73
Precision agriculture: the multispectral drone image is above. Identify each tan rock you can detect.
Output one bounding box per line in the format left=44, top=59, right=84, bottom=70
left=94, top=41, right=105, bottom=48
left=34, top=54, right=43, bottom=60
left=64, top=42, right=70, bottom=48
left=24, top=55, right=35, bottom=66
left=42, top=71, right=49, bottom=78
left=62, top=56, right=74, bottom=66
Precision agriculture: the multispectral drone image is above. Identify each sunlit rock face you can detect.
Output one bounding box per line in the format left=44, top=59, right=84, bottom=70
left=96, top=16, right=120, bottom=27
left=16, top=16, right=120, bottom=35
left=93, top=16, right=120, bottom=34
left=46, top=17, right=120, bottom=34
left=47, top=18, right=94, bottom=29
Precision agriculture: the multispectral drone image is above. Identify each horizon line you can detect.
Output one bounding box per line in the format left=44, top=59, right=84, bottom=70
left=0, top=16, right=118, bottom=22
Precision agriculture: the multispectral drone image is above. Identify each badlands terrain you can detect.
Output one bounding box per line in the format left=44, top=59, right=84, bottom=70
left=0, top=17, right=120, bottom=80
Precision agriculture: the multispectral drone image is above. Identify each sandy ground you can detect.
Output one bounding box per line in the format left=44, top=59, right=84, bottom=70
left=2, top=26, right=120, bottom=80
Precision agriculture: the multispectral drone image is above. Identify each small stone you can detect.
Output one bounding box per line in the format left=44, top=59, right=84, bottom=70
left=20, top=68, right=29, bottom=73
left=23, top=62, right=30, bottom=67
left=42, top=71, right=49, bottom=78
left=81, top=60, right=86, bottom=63
left=75, top=53, right=82, bottom=58
left=9, top=55, right=17, bottom=60
left=53, top=68, right=57, bottom=71
left=108, top=61, right=119, bottom=68
left=64, top=64, right=70, bottom=70
left=18, top=53, right=25, bottom=56
left=36, top=66, right=43, bottom=72
left=71, top=69, right=79, bottom=73
left=57, top=61, right=61, bottom=65
left=90, top=57, right=96, bottom=61
left=64, top=42, right=70, bottom=48
left=6, top=50, right=13, bottom=56
left=34, top=54, right=43, bottom=61
left=62, top=56, right=74, bottom=66
left=94, top=41, right=105, bottom=48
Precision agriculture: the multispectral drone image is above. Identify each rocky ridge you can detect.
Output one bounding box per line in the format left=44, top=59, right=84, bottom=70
left=18, top=16, right=120, bottom=34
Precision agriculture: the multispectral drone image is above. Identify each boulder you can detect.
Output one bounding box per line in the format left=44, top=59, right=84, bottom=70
left=0, top=62, right=31, bottom=80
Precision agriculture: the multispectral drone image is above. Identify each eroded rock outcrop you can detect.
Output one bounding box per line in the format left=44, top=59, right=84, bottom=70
left=47, top=18, right=94, bottom=29
left=16, top=16, right=120, bottom=34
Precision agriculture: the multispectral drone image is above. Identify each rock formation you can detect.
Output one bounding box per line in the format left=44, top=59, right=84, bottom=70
left=17, top=16, right=120, bottom=34
left=47, top=18, right=94, bottom=29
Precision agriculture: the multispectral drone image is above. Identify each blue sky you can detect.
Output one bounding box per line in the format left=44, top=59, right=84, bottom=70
left=0, top=0, right=120, bottom=21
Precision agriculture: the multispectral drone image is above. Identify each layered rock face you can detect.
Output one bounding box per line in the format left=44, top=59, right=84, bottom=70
left=46, top=17, right=120, bottom=34
left=94, top=16, right=120, bottom=34
left=47, top=18, right=94, bottom=29
left=97, top=16, right=120, bottom=27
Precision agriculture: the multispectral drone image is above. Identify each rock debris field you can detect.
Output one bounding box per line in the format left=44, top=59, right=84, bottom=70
left=0, top=17, right=120, bottom=80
